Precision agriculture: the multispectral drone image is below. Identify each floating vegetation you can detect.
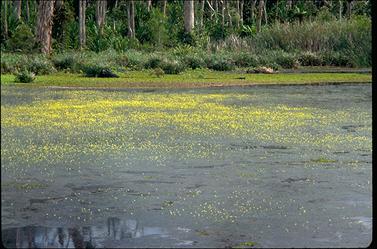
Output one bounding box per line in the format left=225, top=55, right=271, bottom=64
left=311, top=157, right=338, bottom=163
left=234, top=241, right=256, bottom=248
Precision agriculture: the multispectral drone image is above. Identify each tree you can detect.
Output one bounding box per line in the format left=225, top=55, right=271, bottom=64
left=79, top=0, right=86, bottom=49
left=127, top=0, right=135, bottom=38
left=36, top=0, right=56, bottom=54
left=184, top=0, right=194, bottom=33
left=256, top=0, right=265, bottom=32
left=346, top=0, right=353, bottom=19
left=250, top=0, right=256, bottom=25
left=96, top=0, right=107, bottom=35
left=13, top=0, right=22, bottom=21
left=3, top=0, right=8, bottom=39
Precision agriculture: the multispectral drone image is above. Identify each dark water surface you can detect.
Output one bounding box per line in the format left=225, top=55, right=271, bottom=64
left=1, top=84, right=372, bottom=248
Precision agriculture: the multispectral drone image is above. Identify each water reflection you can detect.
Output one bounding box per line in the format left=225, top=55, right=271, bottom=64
left=2, top=217, right=169, bottom=248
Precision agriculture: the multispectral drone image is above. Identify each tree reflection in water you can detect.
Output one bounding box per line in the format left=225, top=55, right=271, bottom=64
left=2, top=217, right=169, bottom=248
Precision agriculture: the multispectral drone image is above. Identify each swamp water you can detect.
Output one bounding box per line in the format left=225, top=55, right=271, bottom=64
left=1, top=84, right=372, bottom=248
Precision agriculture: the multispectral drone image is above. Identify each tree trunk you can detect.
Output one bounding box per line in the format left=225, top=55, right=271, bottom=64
left=26, top=0, right=30, bottom=22
left=96, top=0, right=107, bottom=35
left=256, top=0, right=264, bottom=32
left=226, top=0, right=232, bottom=27
left=162, top=0, right=167, bottom=16
left=221, top=0, right=225, bottom=28
left=36, top=0, right=56, bottom=54
left=240, top=0, right=244, bottom=26
left=3, top=0, right=8, bottom=38
left=14, top=0, right=22, bottom=21
left=184, top=0, right=194, bottom=33
left=79, top=0, right=86, bottom=49
left=251, top=0, right=256, bottom=25
left=286, top=0, right=292, bottom=10
left=339, top=0, right=342, bottom=19
left=147, top=0, right=152, bottom=11
left=346, top=0, right=353, bottom=19
left=200, top=0, right=205, bottom=28
left=263, top=0, right=268, bottom=24
left=127, top=0, right=135, bottom=38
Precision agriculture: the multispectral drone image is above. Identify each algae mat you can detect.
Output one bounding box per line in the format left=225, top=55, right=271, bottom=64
left=1, top=84, right=372, bottom=247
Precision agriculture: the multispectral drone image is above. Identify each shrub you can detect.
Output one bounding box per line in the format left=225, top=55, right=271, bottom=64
left=52, top=53, right=76, bottom=70
left=233, top=53, right=259, bottom=67
left=206, top=55, right=235, bottom=71
left=274, top=52, right=299, bottom=69
left=182, top=54, right=205, bottom=69
left=321, top=52, right=356, bottom=67
left=152, top=68, right=165, bottom=77
left=298, top=52, right=322, bottom=66
left=14, top=71, right=35, bottom=83
left=144, top=55, right=164, bottom=69
left=160, top=60, right=185, bottom=74
left=82, top=64, right=119, bottom=78
left=28, top=56, right=56, bottom=75
left=7, top=24, right=35, bottom=52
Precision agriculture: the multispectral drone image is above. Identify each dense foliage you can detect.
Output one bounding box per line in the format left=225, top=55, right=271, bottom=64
left=0, top=0, right=371, bottom=75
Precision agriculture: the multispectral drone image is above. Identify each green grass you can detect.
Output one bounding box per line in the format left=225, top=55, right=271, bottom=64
left=1, top=69, right=371, bottom=89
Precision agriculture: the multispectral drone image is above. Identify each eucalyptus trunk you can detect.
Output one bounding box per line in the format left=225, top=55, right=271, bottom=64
left=79, top=0, right=86, bottom=49
left=36, top=0, right=56, bottom=54
left=339, top=0, right=342, bottom=19
left=263, top=0, right=268, bottom=24
left=96, top=0, right=107, bottom=35
left=3, top=0, right=8, bottom=39
left=184, top=0, right=194, bottom=33
left=147, top=0, right=152, bottom=11
left=14, top=0, right=22, bottom=21
left=251, top=0, right=256, bottom=25
left=127, top=0, right=135, bottom=38
left=226, top=0, right=232, bottom=27
left=199, top=0, right=205, bottom=28
left=240, top=0, right=243, bottom=25
left=26, top=0, right=30, bottom=22
left=162, top=0, right=167, bottom=16
left=346, top=0, right=353, bottom=19
left=256, top=0, right=264, bottom=32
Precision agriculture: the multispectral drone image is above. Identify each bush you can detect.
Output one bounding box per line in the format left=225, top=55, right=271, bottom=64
left=14, top=71, right=35, bottom=83
left=321, top=52, right=356, bottom=67
left=144, top=55, right=164, bottom=69
left=233, top=53, right=259, bottom=67
left=274, top=52, right=299, bottom=69
left=152, top=68, right=165, bottom=77
left=52, top=53, right=76, bottom=70
left=160, top=60, right=185, bottom=74
left=28, top=56, right=57, bottom=75
left=7, top=24, right=35, bottom=52
left=82, top=64, right=119, bottom=78
left=206, top=55, right=235, bottom=71
left=298, top=52, right=322, bottom=66
left=182, top=54, right=205, bottom=69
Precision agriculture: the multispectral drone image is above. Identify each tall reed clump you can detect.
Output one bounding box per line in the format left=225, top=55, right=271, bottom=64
left=245, top=16, right=371, bottom=67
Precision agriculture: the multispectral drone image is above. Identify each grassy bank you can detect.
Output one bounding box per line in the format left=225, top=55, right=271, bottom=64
left=1, top=70, right=371, bottom=89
